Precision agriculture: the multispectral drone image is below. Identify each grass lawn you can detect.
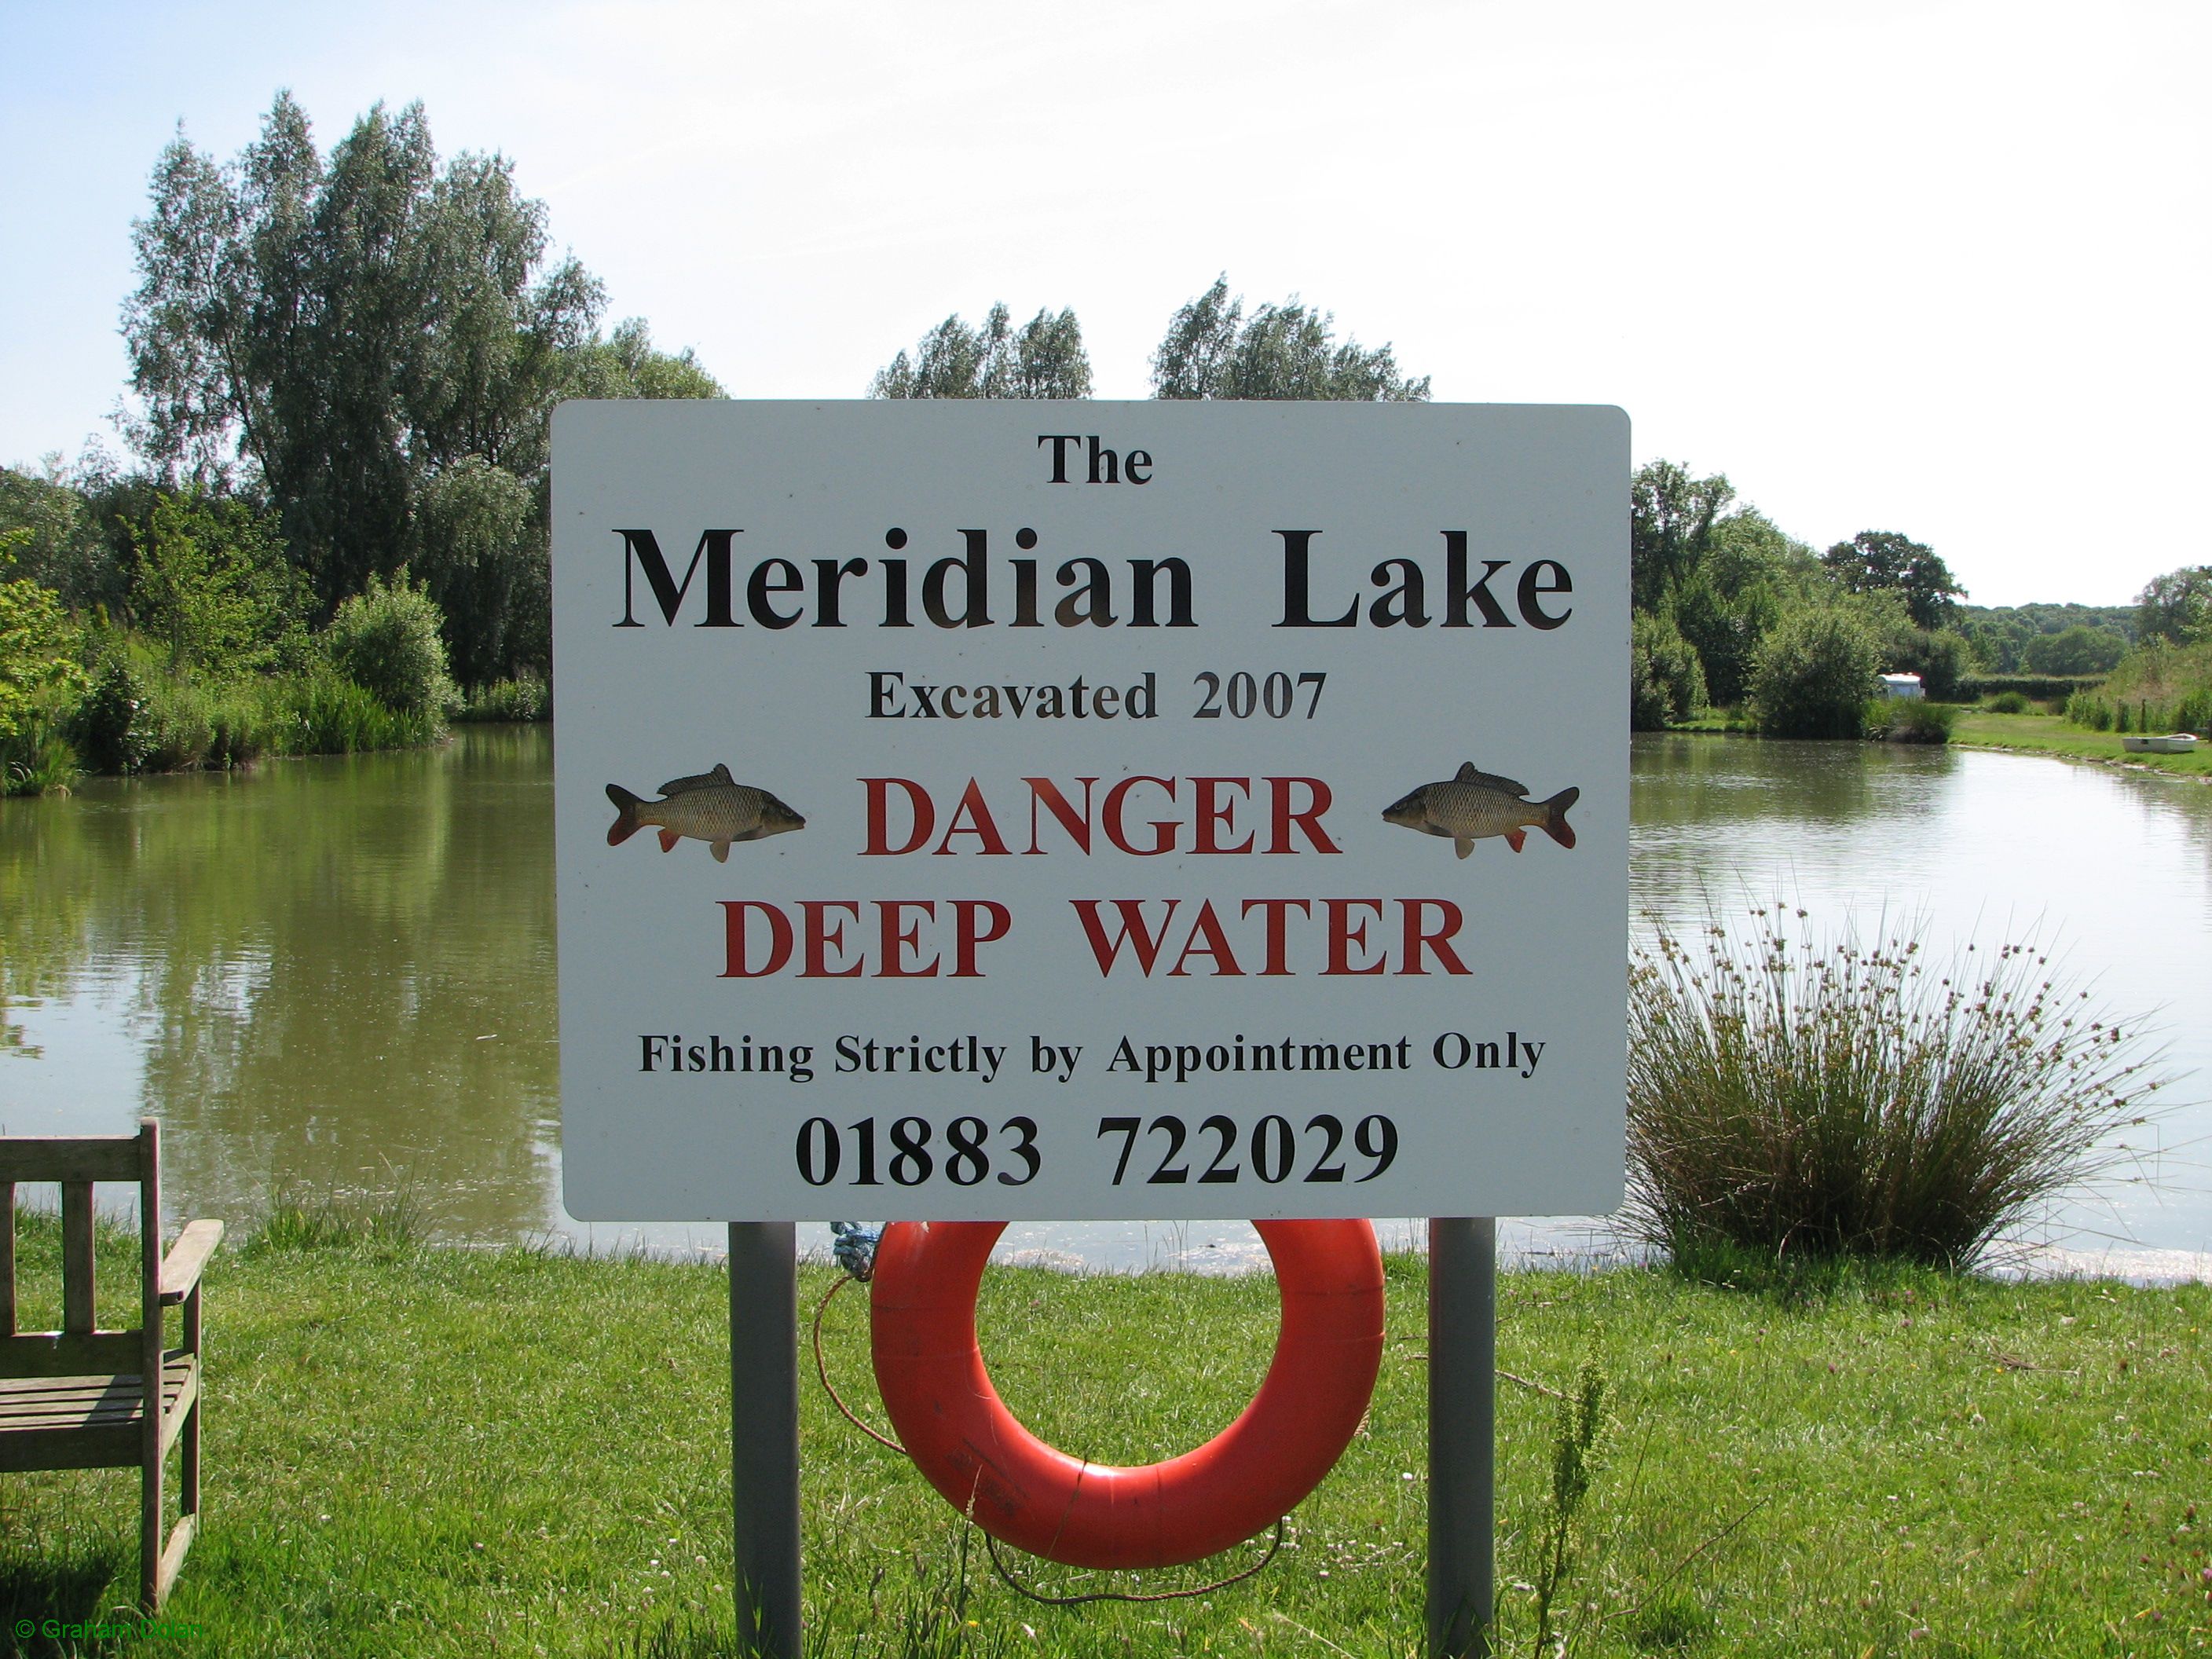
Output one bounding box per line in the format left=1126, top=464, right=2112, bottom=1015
left=2, top=1218, right=2208, bottom=1658
left=1948, top=712, right=2212, bottom=781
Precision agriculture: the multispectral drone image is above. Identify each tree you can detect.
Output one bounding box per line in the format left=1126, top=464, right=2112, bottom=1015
left=1149, top=277, right=1430, bottom=401
left=0, top=461, right=126, bottom=613
left=409, top=458, right=540, bottom=687
left=123, top=95, right=649, bottom=615
left=1820, top=530, right=1966, bottom=631
left=1629, top=461, right=1734, bottom=616
left=2022, top=625, right=2128, bottom=676
left=2133, top=565, right=2212, bottom=646
left=131, top=489, right=306, bottom=672
left=0, top=533, right=86, bottom=748
left=1668, top=508, right=1799, bottom=706
left=1631, top=610, right=1706, bottom=731
left=562, top=317, right=724, bottom=402
left=1750, top=603, right=1880, bottom=738
left=870, top=303, right=1093, bottom=399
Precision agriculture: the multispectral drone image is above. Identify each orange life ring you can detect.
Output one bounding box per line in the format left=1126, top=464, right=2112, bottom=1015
left=869, top=1219, right=1385, bottom=1569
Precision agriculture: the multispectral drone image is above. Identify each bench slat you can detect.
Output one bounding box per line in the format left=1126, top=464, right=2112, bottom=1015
left=0, top=1356, right=192, bottom=1435
left=1, top=1181, right=13, bottom=1338
left=0, top=1138, right=144, bottom=1183
left=1, top=1331, right=141, bottom=1378
left=60, top=1182, right=93, bottom=1335
left=0, top=1423, right=140, bottom=1472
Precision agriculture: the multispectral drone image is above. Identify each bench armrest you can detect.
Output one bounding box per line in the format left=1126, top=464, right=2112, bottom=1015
left=159, top=1219, right=225, bottom=1304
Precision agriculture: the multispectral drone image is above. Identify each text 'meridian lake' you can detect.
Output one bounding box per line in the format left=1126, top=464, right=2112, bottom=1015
left=2, top=726, right=2206, bottom=1278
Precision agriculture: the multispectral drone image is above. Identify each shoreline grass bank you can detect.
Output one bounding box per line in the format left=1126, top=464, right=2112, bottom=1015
left=1660, top=711, right=2211, bottom=783
left=2, top=1219, right=2207, bottom=1657
left=1949, top=710, right=2212, bottom=782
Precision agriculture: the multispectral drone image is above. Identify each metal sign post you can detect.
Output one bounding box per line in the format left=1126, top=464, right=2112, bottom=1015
left=1426, top=1217, right=1496, bottom=1659
left=727, top=1221, right=802, bottom=1658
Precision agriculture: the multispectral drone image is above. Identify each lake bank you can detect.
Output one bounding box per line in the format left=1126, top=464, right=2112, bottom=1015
left=3, top=1217, right=2206, bottom=1657
left=1949, top=709, right=2212, bottom=781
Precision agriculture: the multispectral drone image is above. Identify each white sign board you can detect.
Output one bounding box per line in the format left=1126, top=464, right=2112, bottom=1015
left=552, top=401, right=1627, bottom=1221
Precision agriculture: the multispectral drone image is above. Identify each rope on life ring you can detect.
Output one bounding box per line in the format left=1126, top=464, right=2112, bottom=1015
left=868, top=1219, right=1386, bottom=1571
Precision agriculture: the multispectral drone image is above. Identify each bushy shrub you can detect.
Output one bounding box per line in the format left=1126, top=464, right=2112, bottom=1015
left=1750, top=606, right=1877, bottom=738
left=1987, top=690, right=2031, bottom=714
left=1630, top=611, right=1706, bottom=731
left=1877, top=699, right=1954, bottom=743
left=1624, top=910, right=2166, bottom=1268
left=275, top=670, right=440, bottom=754
left=325, top=570, right=458, bottom=724
left=2064, top=688, right=2112, bottom=730
left=74, top=652, right=156, bottom=773
left=0, top=568, right=86, bottom=744
left=457, top=672, right=550, bottom=723
left=0, top=716, right=78, bottom=797
left=137, top=673, right=277, bottom=770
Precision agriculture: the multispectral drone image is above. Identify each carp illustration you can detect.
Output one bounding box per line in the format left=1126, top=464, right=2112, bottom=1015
left=1382, top=762, right=1578, bottom=858
left=606, top=764, right=805, bottom=862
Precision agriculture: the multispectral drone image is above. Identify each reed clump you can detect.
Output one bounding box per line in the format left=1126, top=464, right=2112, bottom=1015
left=1624, top=908, right=2166, bottom=1269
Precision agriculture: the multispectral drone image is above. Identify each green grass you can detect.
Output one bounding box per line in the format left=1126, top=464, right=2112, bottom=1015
left=1952, top=710, right=2212, bottom=779
left=2, top=1216, right=2209, bottom=1657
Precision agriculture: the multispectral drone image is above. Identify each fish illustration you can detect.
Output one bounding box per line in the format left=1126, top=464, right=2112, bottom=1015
left=1382, top=763, right=1578, bottom=858
left=606, top=764, right=805, bottom=862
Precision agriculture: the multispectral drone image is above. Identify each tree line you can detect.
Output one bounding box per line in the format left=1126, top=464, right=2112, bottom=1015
left=8, top=90, right=2207, bottom=796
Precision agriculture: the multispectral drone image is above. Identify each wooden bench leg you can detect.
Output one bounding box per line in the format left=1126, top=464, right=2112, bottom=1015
left=141, top=1409, right=163, bottom=1610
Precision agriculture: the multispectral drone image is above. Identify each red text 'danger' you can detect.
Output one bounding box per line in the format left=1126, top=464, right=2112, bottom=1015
left=862, top=775, right=1340, bottom=857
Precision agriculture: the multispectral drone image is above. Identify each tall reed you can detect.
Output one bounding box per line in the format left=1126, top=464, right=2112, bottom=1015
left=1624, top=909, right=2166, bottom=1268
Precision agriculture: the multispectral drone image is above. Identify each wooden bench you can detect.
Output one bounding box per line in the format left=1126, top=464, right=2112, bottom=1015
left=0, top=1119, right=222, bottom=1610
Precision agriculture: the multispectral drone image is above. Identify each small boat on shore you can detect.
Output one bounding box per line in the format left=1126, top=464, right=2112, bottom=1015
left=2121, top=733, right=2199, bottom=754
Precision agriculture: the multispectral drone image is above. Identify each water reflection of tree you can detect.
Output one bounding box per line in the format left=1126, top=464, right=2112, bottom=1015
left=6, top=728, right=560, bottom=1236
left=1630, top=733, right=1957, bottom=917
left=0, top=793, right=104, bottom=1059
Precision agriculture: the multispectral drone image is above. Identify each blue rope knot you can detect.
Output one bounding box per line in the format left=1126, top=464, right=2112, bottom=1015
left=830, top=1221, right=881, bottom=1282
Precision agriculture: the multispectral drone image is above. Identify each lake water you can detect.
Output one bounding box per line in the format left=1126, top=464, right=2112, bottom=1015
left=3, top=726, right=2206, bottom=1278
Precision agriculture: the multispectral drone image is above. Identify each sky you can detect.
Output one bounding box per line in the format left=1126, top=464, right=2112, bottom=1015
left=2, top=0, right=2205, bottom=610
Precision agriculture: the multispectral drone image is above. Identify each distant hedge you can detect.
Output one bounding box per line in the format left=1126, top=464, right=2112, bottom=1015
left=1958, top=674, right=2107, bottom=701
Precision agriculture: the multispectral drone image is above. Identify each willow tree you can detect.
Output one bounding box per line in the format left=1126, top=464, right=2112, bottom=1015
left=124, top=93, right=720, bottom=682
left=870, top=302, right=1093, bottom=398
left=1149, top=277, right=1431, bottom=402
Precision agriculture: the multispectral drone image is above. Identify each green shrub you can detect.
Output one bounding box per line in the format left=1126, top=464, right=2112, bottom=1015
left=0, top=569, right=86, bottom=748
left=0, top=716, right=78, bottom=797
left=1624, top=910, right=2166, bottom=1268
left=273, top=669, right=441, bottom=754
left=457, top=671, right=550, bottom=723
left=1750, top=605, right=1877, bottom=738
left=2064, top=688, right=2113, bottom=730
left=141, top=675, right=214, bottom=771
left=1877, top=699, right=1954, bottom=743
left=325, top=569, right=458, bottom=723
left=1631, top=611, right=1706, bottom=731
left=73, top=651, right=156, bottom=773
left=1987, top=690, right=2031, bottom=715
